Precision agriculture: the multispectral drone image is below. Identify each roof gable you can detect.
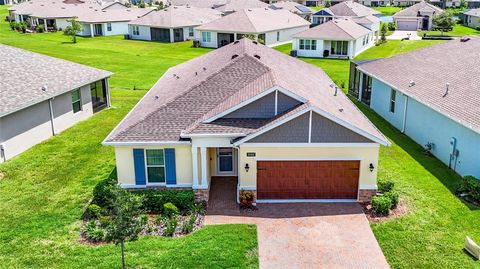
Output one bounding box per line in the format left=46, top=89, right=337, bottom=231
left=294, top=18, right=370, bottom=40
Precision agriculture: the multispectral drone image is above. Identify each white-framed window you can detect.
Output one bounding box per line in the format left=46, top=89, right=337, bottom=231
left=299, top=39, right=317, bottom=50
left=71, top=89, right=82, bottom=113
left=189, top=27, right=194, bottom=37
left=331, top=40, right=348, bottom=55
left=390, top=89, right=396, bottom=113
left=202, top=31, right=211, bottom=42
left=132, top=26, right=139, bottom=35
left=145, top=149, right=165, bottom=184
left=107, top=23, right=112, bottom=31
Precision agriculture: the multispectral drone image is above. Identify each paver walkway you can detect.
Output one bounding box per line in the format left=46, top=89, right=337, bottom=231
left=205, top=178, right=390, bottom=269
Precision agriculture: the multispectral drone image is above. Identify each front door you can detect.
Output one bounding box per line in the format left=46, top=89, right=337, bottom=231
left=217, top=148, right=233, bottom=174
left=94, top=24, right=103, bottom=36
left=173, top=28, right=183, bottom=42
left=422, top=17, right=429, bottom=30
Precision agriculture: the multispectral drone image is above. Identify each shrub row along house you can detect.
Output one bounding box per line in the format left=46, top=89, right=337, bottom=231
left=392, top=1, right=444, bottom=31
left=349, top=37, right=480, bottom=179
left=0, top=44, right=111, bottom=162
left=103, top=39, right=389, bottom=204
left=8, top=0, right=151, bottom=37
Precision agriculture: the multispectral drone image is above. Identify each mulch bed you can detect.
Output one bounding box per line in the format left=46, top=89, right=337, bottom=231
left=361, top=199, right=408, bottom=223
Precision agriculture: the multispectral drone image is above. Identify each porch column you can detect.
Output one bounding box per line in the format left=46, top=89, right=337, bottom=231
left=192, top=147, right=199, bottom=187
left=90, top=24, right=94, bottom=38
left=169, top=28, right=174, bottom=43
left=200, top=147, right=208, bottom=188
left=233, top=33, right=237, bottom=41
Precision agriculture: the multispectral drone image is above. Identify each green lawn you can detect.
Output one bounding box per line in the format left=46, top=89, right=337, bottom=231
left=0, top=5, right=258, bottom=269
left=373, top=6, right=403, bottom=16
left=308, top=5, right=324, bottom=11
left=419, top=24, right=480, bottom=37
left=1, top=4, right=480, bottom=268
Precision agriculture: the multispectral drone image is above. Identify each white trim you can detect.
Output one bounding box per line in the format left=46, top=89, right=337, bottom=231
left=239, top=186, right=257, bottom=190
left=233, top=108, right=311, bottom=146
left=357, top=67, right=480, bottom=136
left=192, top=147, right=199, bottom=187
left=180, top=133, right=245, bottom=138
left=102, top=141, right=191, bottom=146
left=255, top=157, right=363, bottom=161
left=119, top=183, right=193, bottom=189
left=256, top=199, right=357, bottom=203
left=192, top=185, right=209, bottom=190
left=203, top=86, right=307, bottom=123
left=308, top=110, right=312, bottom=143
left=200, top=147, right=208, bottom=188
left=119, top=184, right=146, bottom=189
left=240, top=143, right=380, bottom=148
left=359, top=184, right=378, bottom=190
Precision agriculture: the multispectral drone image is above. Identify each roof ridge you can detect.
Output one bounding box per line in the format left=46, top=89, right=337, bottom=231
left=242, top=9, right=261, bottom=33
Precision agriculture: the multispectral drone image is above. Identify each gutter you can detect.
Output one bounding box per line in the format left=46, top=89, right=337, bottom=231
left=48, top=98, right=56, bottom=136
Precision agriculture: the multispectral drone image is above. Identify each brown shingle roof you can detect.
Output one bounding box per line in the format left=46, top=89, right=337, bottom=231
left=393, top=1, right=443, bottom=18
left=195, top=8, right=310, bottom=33
left=293, top=18, right=370, bottom=40
left=129, top=6, right=221, bottom=28
left=0, top=44, right=112, bottom=117
left=357, top=37, right=480, bottom=134
left=325, top=1, right=380, bottom=17
left=105, top=38, right=387, bottom=145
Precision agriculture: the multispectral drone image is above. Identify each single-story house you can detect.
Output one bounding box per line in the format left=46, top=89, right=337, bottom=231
left=8, top=0, right=151, bottom=36
left=460, top=8, right=480, bottom=28
left=128, top=6, right=222, bottom=42
left=393, top=1, right=444, bottom=30
left=292, top=18, right=376, bottom=59
left=358, top=0, right=390, bottom=7
left=166, top=0, right=269, bottom=15
left=194, top=8, right=310, bottom=48
left=392, top=0, right=422, bottom=6
left=349, top=37, right=480, bottom=179
left=467, top=0, right=480, bottom=8
left=428, top=0, right=460, bottom=8
left=0, top=44, right=112, bottom=163
left=103, top=38, right=389, bottom=204
left=269, top=1, right=313, bottom=20
left=266, top=0, right=322, bottom=7
left=311, top=1, right=381, bottom=25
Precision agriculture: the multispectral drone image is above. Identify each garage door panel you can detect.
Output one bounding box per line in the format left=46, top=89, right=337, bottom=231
left=257, top=160, right=359, bottom=200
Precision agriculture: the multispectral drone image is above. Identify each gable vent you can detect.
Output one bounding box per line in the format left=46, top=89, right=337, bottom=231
left=254, top=54, right=261, bottom=59
left=231, top=54, right=239, bottom=60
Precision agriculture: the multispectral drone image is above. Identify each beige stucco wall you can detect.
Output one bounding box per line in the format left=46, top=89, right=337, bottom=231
left=0, top=84, right=93, bottom=162
left=114, top=145, right=193, bottom=186
left=237, top=145, right=380, bottom=190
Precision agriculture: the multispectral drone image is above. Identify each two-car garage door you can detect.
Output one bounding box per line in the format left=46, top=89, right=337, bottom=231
left=257, top=161, right=359, bottom=200
left=396, top=20, right=418, bottom=31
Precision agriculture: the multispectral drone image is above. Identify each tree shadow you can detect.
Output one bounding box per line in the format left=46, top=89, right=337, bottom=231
left=351, top=98, right=479, bottom=211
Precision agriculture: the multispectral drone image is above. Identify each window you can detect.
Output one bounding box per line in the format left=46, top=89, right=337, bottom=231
left=276, top=31, right=280, bottom=42
left=331, top=40, right=348, bottom=55
left=202, top=31, right=211, bottom=42
left=90, top=80, right=106, bottom=109
left=189, top=27, right=194, bottom=37
left=145, top=149, right=165, bottom=183
left=390, top=89, right=396, bottom=113
left=107, top=23, right=112, bottom=31
left=299, top=39, right=317, bottom=50
left=132, top=26, right=139, bottom=35
left=71, top=89, right=81, bottom=113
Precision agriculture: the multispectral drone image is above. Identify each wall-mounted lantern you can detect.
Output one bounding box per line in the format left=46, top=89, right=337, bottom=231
left=245, top=163, right=250, bottom=172
left=369, top=163, right=375, bottom=172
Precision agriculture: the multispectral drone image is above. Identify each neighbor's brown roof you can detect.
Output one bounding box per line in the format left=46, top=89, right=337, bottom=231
left=293, top=18, right=370, bottom=40
left=0, top=44, right=112, bottom=117
left=325, top=1, right=380, bottom=17
left=195, top=8, right=310, bottom=33
left=393, top=1, right=443, bottom=18
left=104, top=38, right=387, bottom=144
left=129, top=5, right=221, bottom=28
left=214, top=0, right=269, bottom=13
left=357, top=37, right=480, bottom=134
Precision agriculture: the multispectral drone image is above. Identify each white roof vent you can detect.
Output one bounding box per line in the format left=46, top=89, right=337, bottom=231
left=408, top=80, right=415, bottom=87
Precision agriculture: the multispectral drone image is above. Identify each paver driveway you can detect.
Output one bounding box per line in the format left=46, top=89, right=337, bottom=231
left=387, top=30, right=422, bottom=40
left=206, top=178, right=390, bottom=269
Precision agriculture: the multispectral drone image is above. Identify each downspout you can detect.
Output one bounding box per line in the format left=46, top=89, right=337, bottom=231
left=401, top=95, right=408, bottom=133
left=48, top=98, right=56, bottom=136
left=233, top=145, right=241, bottom=204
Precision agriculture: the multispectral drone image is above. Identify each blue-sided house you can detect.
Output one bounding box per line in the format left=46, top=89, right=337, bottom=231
left=349, top=37, right=480, bottom=178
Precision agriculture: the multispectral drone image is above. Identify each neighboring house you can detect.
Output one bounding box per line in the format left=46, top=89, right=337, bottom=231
left=103, top=38, right=389, bottom=204
left=292, top=18, right=376, bottom=59
left=311, top=1, right=381, bottom=25
left=359, top=0, right=391, bottom=7
left=0, top=44, right=111, bottom=163
left=393, top=1, right=443, bottom=30
left=460, top=8, right=480, bottom=28
left=167, top=0, right=269, bottom=15
left=467, top=0, right=480, bottom=8
left=349, top=37, right=480, bottom=179
left=392, top=0, right=422, bottom=6
left=194, top=8, right=310, bottom=48
left=128, top=6, right=222, bottom=42
left=8, top=0, right=151, bottom=36
left=269, top=1, right=313, bottom=20
left=428, top=0, right=460, bottom=8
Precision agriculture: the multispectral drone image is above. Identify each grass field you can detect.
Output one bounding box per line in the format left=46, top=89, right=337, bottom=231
left=373, top=6, right=403, bottom=15
left=2, top=4, right=480, bottom=268
left=419, top=24, right=480, bottom=37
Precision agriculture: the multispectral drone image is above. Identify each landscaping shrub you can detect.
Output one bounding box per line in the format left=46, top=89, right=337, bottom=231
left=86, top=204, right=102, bottom=219
left=137, top=189, right=195, bottom=213
left=384, top=190, right=399, bottom=209
left=92, top=176, right=116, bottom=209
left=9, top=21, right=16, bottom=31
left=37, top=24, right=45, bottom=33
left=139, top=0, right=146, bottom=8
left=85, top=220, right=105, bottom=242
left=98, top=216, right=112, bottom=228
left=387, top=22, right=396, bottom=31
left=163, top=202, right=179, bottom=218
left=239, top=190, right=255, bottom=208
left=182, top=214, right=197, bottom=234
left=372, top=196, right=392, bottom=216
left=378, top=179, right=395, bottom=193
left=164, top=216, right=178, bottom=237
left=458, top=176, right=480, bottom=202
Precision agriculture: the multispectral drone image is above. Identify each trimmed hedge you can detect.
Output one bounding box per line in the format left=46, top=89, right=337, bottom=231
left=134, top=189, right=195, bottom=214
left=384, top=191, right=399, bottom=209
left=372, top=196, right=392, bottom=216
left=378, top=179, right=395, bottom=193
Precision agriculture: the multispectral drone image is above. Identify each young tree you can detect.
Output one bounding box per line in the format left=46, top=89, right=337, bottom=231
left=139, top=0, right=146, bottom=8
left=63, top=17, right=82, bottom=43
left=325, top=0, right=331, bottom=7
left=380, top=23, right=388, bottom=43
left=104, top=186, right=144, bottom=269
left=432, top=12, right=455, bottom=35
left=158, top=1, right=164, bottom=10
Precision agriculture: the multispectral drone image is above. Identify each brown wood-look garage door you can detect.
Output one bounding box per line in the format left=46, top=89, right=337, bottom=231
left=257, top=161, right=359, bottom=199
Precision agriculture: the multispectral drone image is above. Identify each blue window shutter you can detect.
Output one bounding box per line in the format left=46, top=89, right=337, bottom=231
left=133, top=149, right=146, bottom=185
left=165, top=148, right=177, bottom=185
